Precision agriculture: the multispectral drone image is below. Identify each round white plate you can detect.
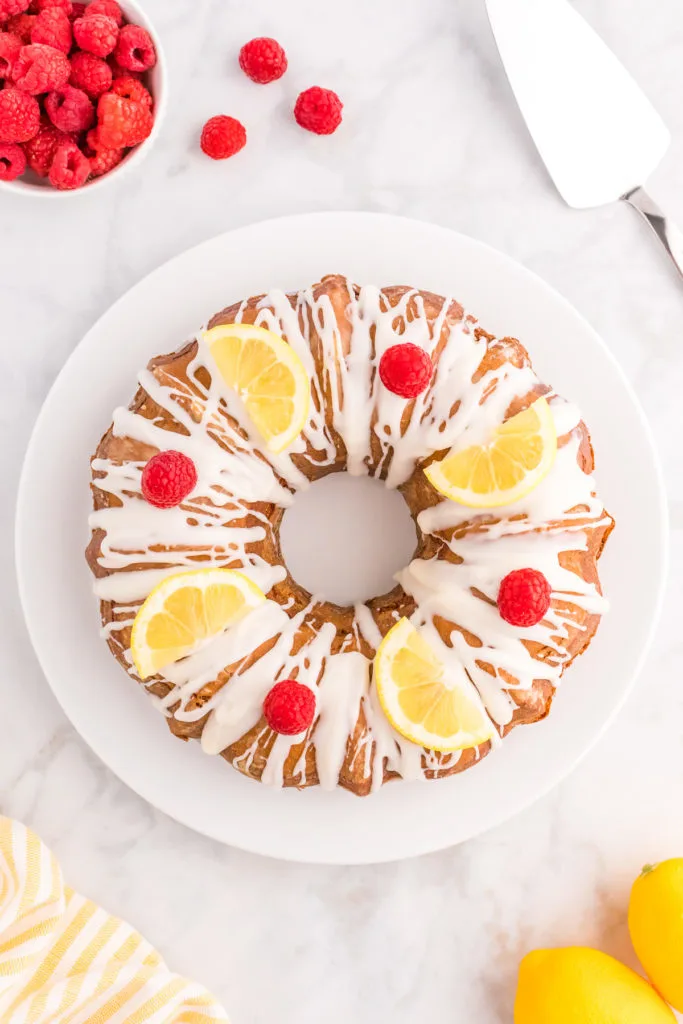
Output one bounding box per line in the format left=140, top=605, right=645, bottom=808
left=16, top=212, right=667, bottom=865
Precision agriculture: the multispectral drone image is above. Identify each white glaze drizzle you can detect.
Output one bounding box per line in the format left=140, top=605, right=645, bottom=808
left=89, top=280, right=610, bottom=792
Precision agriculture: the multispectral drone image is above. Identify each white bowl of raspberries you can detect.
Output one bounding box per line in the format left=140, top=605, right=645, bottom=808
left=0, top=0, right=166, bottom=193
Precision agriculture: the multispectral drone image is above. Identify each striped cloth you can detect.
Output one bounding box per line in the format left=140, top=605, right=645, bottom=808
left=0, top=817, right=228, bottom=1023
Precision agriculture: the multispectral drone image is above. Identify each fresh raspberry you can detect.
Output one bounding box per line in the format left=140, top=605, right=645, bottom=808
left=294, top=86, right=343, bottom=135
left=48, top=136, right=89, bottom=187
left=45, top=84, right=94, bottom=130
left=69, top=50, right=112, bottom=96
left=5, top=13, right=36, bottom=43
left=30, top=0, right=72, bottom=14
left=73, top=12, right=117, bottom=56
left=31, top=7, right=70, bottom=51
left=96, top=88, right=152, bottom=147
left=263, top=679, right=316, bottom=736
left=0, top=140, right=26, bottom=179
left=238, top=36, right=287, bottom=84
left=200, top=115, right=246, bottom=159
left=0, top=0, right=30, bottom=18
left=70, top=1, right=85, bottom=16
left=0, top=32, right=22, bottom=78
left=379, top=343, right=434, bottom=399
left=110, top=74, right=151, bottom=107
left=114, top=23, right=155, bottom=72
left=83, top=128, right=122, bottom=175
left=141, top=451, right=197, bottom=508
left=497, top=569, right=552, bottom=628
left=0, top=87, right=40, bottom=141
left=12, top=42, right=69, bottom=92
left=85, top=0, right=121, bottom=25
left=107, top=54, right=140, bottom=80
left=22, top=119, right=70, bottom=173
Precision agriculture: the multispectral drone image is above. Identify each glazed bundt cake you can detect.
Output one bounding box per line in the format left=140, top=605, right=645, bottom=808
left=86, top=274, right=613, bottom=796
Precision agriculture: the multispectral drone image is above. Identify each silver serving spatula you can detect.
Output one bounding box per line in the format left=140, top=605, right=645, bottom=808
left=485, top=0, right=683, bottom=279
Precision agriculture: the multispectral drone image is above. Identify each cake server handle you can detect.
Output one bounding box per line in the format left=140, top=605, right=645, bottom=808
left=622, top=186, right=683, bottom=283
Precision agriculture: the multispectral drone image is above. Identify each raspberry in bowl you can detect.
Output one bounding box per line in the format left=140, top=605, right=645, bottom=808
left=0, top=0, right=166, bottom=196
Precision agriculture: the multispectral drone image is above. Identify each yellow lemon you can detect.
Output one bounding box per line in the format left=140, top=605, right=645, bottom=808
left=629, top=859, right=683, bottom=1012
left=515, top=947, right=676, bottom=1023
left=204, top=323, right=310, bottom=453
left=373, top=617, right=495, bottom=752
left=131, top=568, right=266, bottom=680
left=424, top=396, right=557, bottom=508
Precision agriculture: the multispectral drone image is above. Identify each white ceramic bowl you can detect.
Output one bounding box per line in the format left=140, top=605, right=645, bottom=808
left=0, top=0, right=167, bottom=197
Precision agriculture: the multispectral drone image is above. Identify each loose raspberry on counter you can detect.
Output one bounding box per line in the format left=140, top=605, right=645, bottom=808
left=497, top=568, right=552, bottom=628
left=48, top=137, right=89, bottom=187
left=379, top=343, right=434, bottom=399
left=83, top=128, right=121, bottom=175
left=294, top=86, right=343, bottom=135
left=31, top=0, right=72, bottom=14
left=141, top=451, right=198, bottom=508
left=5, top=14, right=36, bottom=43
left=0, top=141, right=26, bottom=179
left=45, top=84, right=94, bottom=131
left=0, top=87, right=40, bottom=141
left=0, top=32, right=22, bottom=78
left=200, top=114, right=246, bottom=159
left=96, top=88, right=152, bottom=147
left=22, top=120, right=70, bottom=174
left=86, top=0, right=122, bottom=25
left=263, top=679, right=316, bottom=736
left=238, top=36, right=287, bottom=84
left=12, top=42, right=70, bottom=93
left=69, top=50, right=112, bottom=96
left=73, top=12, right=117, bottom=56
left=110, top=74, right=152, bottom=108
left=114, top=23, right=155, bottom=72
left=0, top=0, right=30, bottom=18
left=31, top=7, right=71, bottom=52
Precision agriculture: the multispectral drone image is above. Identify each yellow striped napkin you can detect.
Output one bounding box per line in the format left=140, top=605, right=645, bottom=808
left=0, top=816, right=228, bottom=1023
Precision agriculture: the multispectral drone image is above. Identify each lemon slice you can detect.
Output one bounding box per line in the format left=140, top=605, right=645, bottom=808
left=374, top=618, right=495, bottom=752
left=131, top=568, right=266, bottom=680
left=204, top=323, right=310, bottom=454
left=425, top=396, right=557, bottom=508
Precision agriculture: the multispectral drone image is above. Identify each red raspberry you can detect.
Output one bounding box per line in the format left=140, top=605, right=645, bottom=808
left=83, top=128, right=122, bottom=175
left=48, top=137, right=89, bottom=187
left=0, top=32, right=22, bottom=78
left=114, top=23, right=155, bottom=72
left=0, top=0, right=30, bottom=18
left=238, top=36, right=287, bottom=84
left=141, top=451, right=197, bottom=508
left=5, top=14, right=36, bottom=43
left=22, top=119, right=71, bottom=173
left=45, top=84, right=94, bottom=131
left=73, top=12, right=117, bottom=56
left=0, top=87, right=40, bottom=141
left=31, top=7, right=71, bottom=52
left=0, top=140, right=26, bottom=179
left=96, top=89, right=152, bottom=147
left=379, top=343, right=434, bottom=399
left=200, top=115, right=246, bottom=160
left=108, top=54, right=140, bottom=80
left=70, top=1, right=85, bottom=16
left=110, top=74, right=152, bottom=108
left=12, top=42, right=69, bottom=92
left=263, top=679, right=316, bottom=736
left=31, top=0, right=72, bottom=14
left=85, top=0, right=121, bottom=25
left=294, top=86, right=343, bottom=135
left=497, top=569, right=552, bottom=628
left=69, top=50, right=112, bottom=96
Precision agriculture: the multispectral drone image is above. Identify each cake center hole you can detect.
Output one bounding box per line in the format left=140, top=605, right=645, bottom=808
left=280, top=474, right=417, bottom=606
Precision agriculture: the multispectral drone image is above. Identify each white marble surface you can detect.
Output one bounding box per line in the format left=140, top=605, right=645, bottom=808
left=2, top=0, right=683, bottom=1019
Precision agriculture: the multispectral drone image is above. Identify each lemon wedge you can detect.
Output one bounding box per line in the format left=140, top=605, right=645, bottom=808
left=131, top=568, right=266, bottom=680
left=373, top=618, right=495, bottom=752
left=204, top=323, right=310, bottom=453
left=425, top=396, right=557, bottom=508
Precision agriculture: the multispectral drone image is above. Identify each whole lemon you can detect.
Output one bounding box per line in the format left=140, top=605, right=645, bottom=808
left=629, top=859, right=683, bottom=1012
left=514, top=947, right=676, bottom=1023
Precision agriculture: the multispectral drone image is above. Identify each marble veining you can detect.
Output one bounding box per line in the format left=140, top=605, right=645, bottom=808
left=2, top=0, right=683, bottom=1020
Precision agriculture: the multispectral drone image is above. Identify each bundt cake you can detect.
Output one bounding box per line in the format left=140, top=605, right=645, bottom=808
left=86, top=274, right=614, bottom=797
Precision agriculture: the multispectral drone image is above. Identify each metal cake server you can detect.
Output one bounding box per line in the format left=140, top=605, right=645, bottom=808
left=485, top=0, right=683, bottom=280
